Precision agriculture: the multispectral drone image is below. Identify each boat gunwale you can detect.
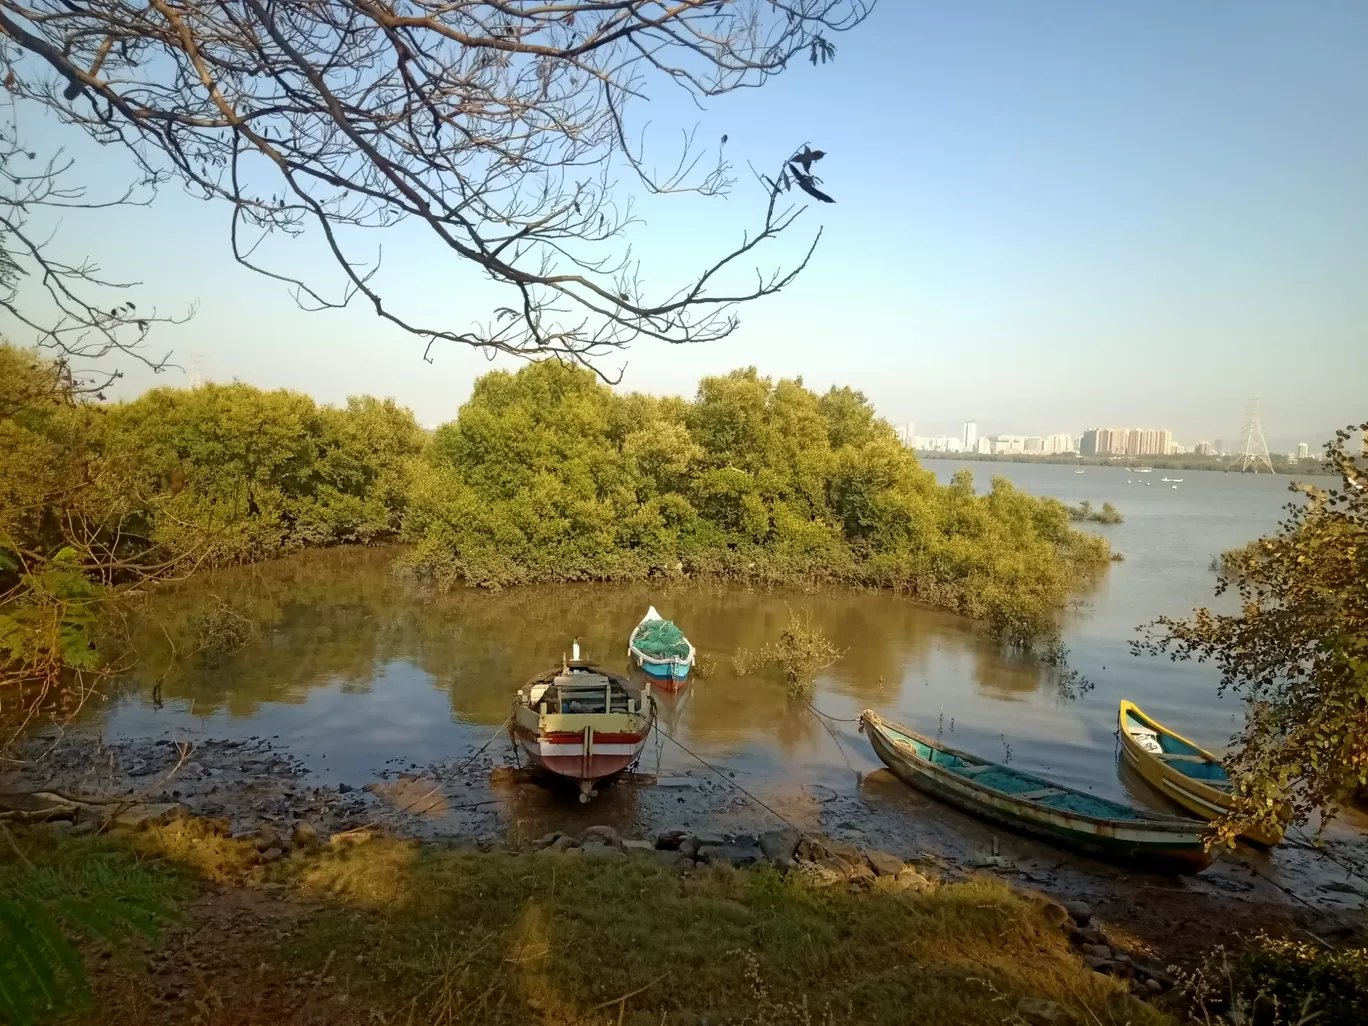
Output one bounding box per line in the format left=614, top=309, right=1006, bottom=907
left=862, top=710, right=1207, bottom=835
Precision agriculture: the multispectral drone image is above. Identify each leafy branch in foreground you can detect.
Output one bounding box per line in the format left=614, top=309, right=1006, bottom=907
left=1133, top=422, right=1368, bottom=846
left=0, top=836, right=182, bottom=1025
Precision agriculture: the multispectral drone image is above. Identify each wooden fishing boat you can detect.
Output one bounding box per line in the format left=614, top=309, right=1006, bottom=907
left=512, top=644, right=655, bottom=802
left=860, top=711, right=1213, bottom=872
left=627, top=605, right=695, bottom=689
left=1118, top=700, right=1285, bottom=846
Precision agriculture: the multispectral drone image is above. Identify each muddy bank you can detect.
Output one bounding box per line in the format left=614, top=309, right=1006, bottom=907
left=4, top=730, right=1364, bottom=966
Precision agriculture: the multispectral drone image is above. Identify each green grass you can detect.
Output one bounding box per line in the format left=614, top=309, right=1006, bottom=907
left=277, top=838, right=1172, bottom=1026
left=3, top=826, right=1176, bottom=1026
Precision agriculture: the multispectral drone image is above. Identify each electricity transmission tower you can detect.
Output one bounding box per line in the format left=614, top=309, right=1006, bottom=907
left=188, top=353, right=205, bottom=389
left=1232, top=397, right=1274, bottom=473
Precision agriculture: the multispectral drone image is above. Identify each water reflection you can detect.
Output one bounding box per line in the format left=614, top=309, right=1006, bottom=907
left=103, top=546, right=1068, bottom=788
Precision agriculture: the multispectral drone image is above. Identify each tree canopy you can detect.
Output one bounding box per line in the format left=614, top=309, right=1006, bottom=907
left=405, top=360, right=1111, bottom=645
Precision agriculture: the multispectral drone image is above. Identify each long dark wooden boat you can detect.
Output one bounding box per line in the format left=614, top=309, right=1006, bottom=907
left=512, top=644, right=655, bottom=802
left=860, top=710, right=1213, bottom=872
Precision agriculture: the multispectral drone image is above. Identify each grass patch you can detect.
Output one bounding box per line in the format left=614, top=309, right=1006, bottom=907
left=278, top=839, right=1170, bottom=1026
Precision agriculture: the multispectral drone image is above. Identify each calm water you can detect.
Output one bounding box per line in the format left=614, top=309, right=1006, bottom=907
left=93, top=462, right=1310, bottom=818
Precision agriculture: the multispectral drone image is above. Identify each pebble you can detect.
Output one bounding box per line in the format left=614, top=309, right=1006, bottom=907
left=1063, top=901, right=1093, bottom=927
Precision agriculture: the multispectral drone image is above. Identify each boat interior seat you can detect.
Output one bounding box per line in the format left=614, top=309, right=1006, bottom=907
left=953, top=764, right=994, bottom=777
left=1156, top=753, right=1206, bottom=762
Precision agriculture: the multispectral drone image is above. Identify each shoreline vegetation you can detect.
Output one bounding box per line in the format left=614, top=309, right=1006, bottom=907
left=2, top=349, right=1112, bottom=710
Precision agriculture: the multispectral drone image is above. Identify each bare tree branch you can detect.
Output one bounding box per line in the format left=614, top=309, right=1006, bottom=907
left=0, top=0, right=870, bottom=375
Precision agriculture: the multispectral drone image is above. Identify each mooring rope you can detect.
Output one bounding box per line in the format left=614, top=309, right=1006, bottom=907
left=652, top=720, right=804, bottom=834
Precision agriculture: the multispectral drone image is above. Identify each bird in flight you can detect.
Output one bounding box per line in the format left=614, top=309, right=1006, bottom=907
left=790, top=144, right=826, bottom=173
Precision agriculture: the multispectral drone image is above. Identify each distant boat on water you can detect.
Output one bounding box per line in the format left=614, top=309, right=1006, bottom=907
left=1074, top=468, right=1085, bottom=474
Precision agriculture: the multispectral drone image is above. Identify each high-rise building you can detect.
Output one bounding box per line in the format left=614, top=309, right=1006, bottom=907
left=1195, top=441, right=1212, bottom=456
left=962, top=421, right=978, bottom=452
left=1214, top=439, right=1223, bottom=456
left=977, top=437, right=992, bottom=455
left=1297, top=442, right=1310, bottom=460
left=905, top=422, right=915, bottom=449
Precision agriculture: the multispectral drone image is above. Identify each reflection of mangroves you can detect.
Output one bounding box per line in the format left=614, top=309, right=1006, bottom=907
left=116, top=549, right=1053, bottom=735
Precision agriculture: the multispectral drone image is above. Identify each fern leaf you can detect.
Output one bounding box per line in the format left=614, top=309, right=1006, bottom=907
left=0, top=899, right=64, bottom=1010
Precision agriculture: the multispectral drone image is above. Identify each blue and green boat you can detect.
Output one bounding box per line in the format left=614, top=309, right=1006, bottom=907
left=860, top=711, right=1213, bottom=873
left=627, top=606, right=695, bottom=690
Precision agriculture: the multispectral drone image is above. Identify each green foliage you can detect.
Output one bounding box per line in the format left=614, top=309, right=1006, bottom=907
left=1136, top=422, right=1368, bottom=842
left=1, top=342, right=424, bottom=706
left=1067, top=500, right=1123, bottom=524
left=734, top=610, right=845, bottom=696
left=189, top=600, right=255, bottom=660
left=0, top=833, right=183, bottom=1025
left=404, top=362, right=1111, bottom=647
left=1185, top=934, right=1368, bottom=1026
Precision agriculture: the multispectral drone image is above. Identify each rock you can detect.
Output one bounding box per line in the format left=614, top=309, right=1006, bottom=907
left=579, top=825, right=623, bottom=850
left=864, top=850, right=905, bottom=877
left=813, top=856, right=854, bottom=880
left=847, top=864, right=876, bottom=887
left=337, top=783, right=354, bottom=794
left=655, top=829, right=689, bottom=851
left=1016, top=997, right=1071, bottom=1026
left=253, top=825, right=281, bottom=852
left=1063, top=901, right=1093, bottom=927
left=826, top=840, right=862, bottom=863
left=1076, top=926, right=1104, bottom=946
left=578, top=841, right=625, bottom=858
left=759, top=827, right=800, bottom=870
left=1144, top=978, right=1164, bottom=995
left=1082, top=944, right=1112, bottom=960
left=696, top=843, right=763, bottom=868
left=648, top=850, right=684, bottom=868
left=291, top=822, right=320, bottom=850
left=530, top=831, right=562, bottom=850
left=104, top=803, right=189, bottom=832
left=550, top=835, right=578, bottom=853
left=894, top=868, right=933, bottom=893
left=43, top=820, right=76, bottom=836
left=798, top=862, right=845, bottom=888
left=1083, top=956, right=1116, bottom=974
left=1037, top=902, right=1071, bottom=929
left=622, top=839, right=655, bottom=853
left=692, top=831, right=726, bottom=848
left=796, top=836, right=830, bottom=862
left=261, top=847, right=284, bottom=863
left=202, top=817, right=231, bottom=838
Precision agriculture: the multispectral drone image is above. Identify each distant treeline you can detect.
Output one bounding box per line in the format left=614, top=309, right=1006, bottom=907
left=3, top=346, right=1113, bottom=692
left=919, top=450, right=1333, bottom=474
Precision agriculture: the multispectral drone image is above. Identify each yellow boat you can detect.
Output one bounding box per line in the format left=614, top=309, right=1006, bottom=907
left=1117, top=700, right=1285, bottom=847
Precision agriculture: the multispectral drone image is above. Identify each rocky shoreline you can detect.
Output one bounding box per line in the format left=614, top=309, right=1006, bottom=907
left=5, top=728, right=1364, bottom=976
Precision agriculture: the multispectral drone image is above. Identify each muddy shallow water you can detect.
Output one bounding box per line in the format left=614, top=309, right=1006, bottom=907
left=31, top=461, right=1368, bottom=922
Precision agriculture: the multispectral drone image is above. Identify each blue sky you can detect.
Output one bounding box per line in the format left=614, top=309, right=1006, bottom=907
left=8, top=2, right=1365, bottom=445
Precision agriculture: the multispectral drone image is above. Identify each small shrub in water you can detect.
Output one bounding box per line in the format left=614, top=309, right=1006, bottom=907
left=751, top=612, right=844, bottom=697
left=191, top=601, right=255, bottom=660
